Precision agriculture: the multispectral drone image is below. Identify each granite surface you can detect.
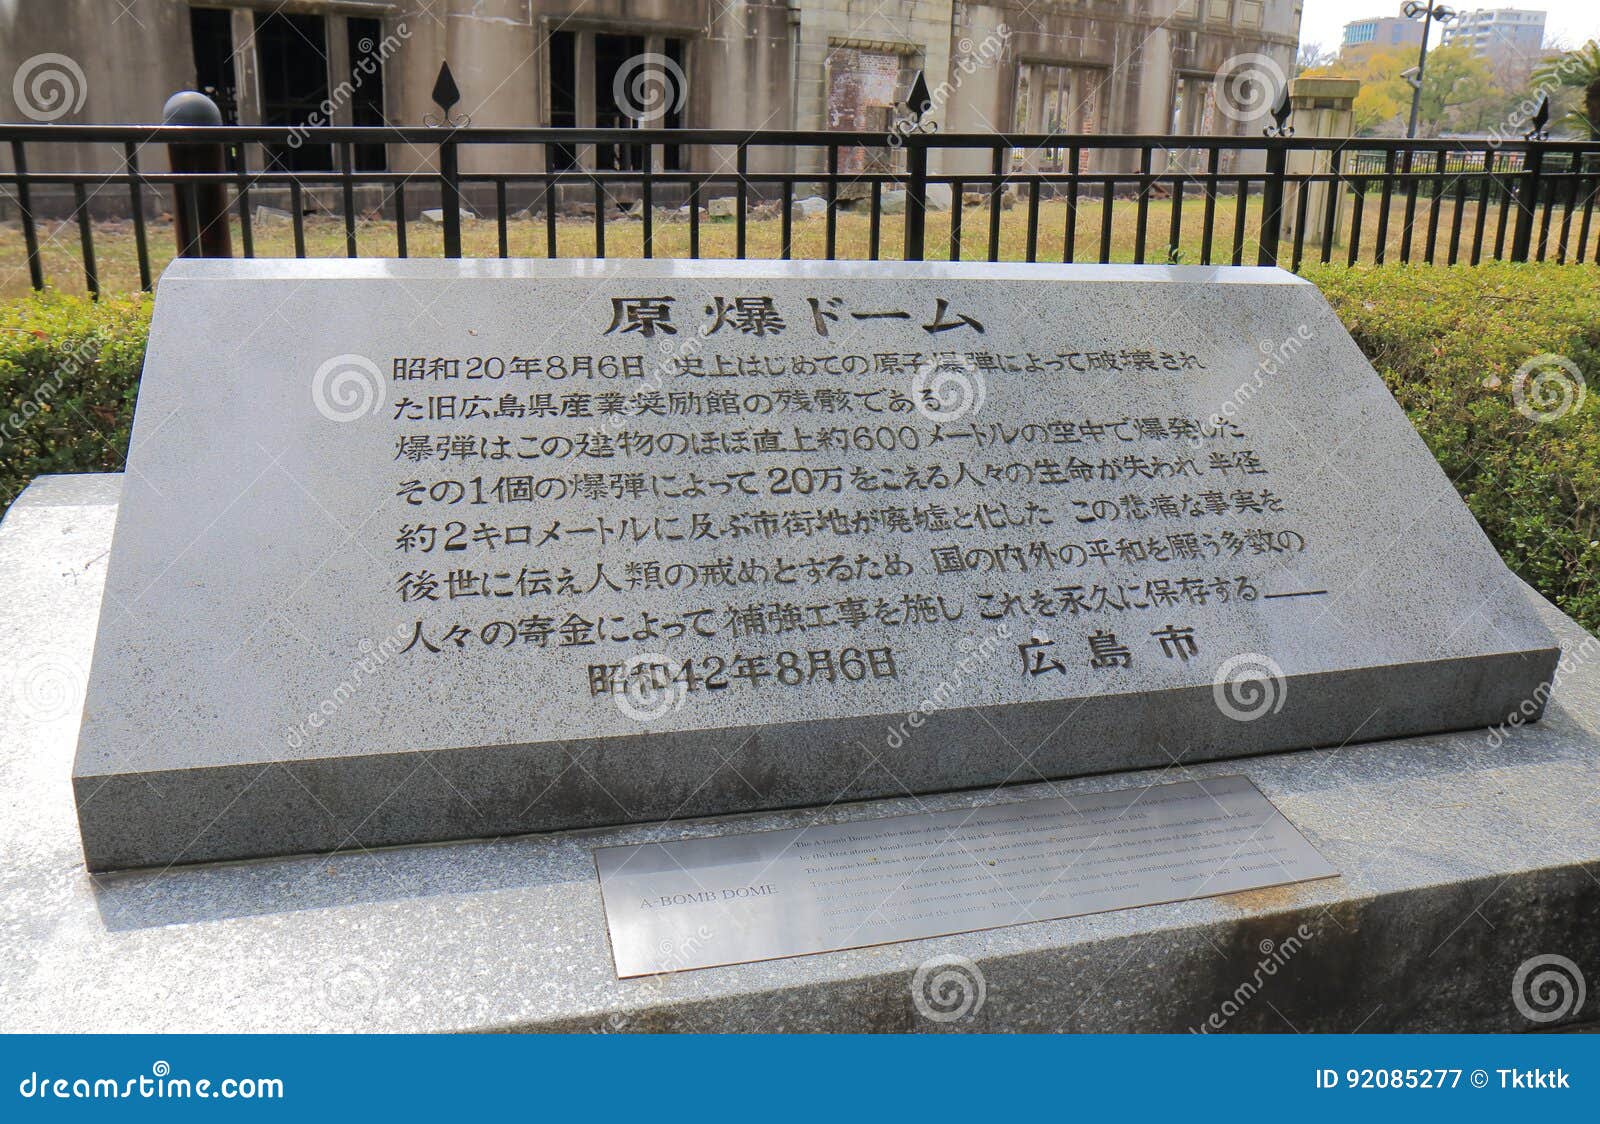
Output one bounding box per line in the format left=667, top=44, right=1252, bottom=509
left=5, top=476, right=1598, bottom=1031
left=71, top=259, right=1558, bottom=869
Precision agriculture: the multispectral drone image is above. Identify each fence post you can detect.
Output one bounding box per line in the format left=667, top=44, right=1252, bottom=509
left=1283, top=78, right=1359, bottom=251
left=1257, top=138, right=1288, bottom=267
left=439, top=138, right=462, bottom=258
left=162, top=91, right=233, bottom=259
left=1510, top=138, right=1545, bottom=262
left=904, top=133, right=928, bottom=262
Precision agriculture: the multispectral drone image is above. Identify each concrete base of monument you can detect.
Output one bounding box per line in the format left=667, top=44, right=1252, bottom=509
left=3, top=474, right=1597, bottom=1032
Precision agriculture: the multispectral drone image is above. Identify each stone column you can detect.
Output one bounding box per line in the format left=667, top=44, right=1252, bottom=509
left=1283, top=77, right=1359, bottom=251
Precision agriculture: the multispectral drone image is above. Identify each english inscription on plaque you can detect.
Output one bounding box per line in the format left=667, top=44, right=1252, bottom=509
left=595, top=775, right=1337, bottom=977
left=73, top=260, right=1557, bottom=870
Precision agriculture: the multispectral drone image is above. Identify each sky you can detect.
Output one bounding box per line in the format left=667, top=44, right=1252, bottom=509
left=1297, top=0, right=1600, bottom=54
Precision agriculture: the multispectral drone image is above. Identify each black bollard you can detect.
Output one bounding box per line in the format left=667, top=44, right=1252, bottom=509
left=162, top=90, right=233, bottom=259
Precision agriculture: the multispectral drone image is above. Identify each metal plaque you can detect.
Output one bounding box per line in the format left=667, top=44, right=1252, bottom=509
left=595, top=775, right=1337, bottom=977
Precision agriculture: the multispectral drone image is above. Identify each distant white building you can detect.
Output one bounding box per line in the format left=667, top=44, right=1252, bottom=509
left=1441, top=8, right=1548, bottom=68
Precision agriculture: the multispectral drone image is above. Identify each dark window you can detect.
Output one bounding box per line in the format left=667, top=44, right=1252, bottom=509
left=189, top=6, right=238, bottom=123
left=548, top=30, right=577, bottom=172
left=347, top=16, right=388, bottom=171
left=661, top=37, right=685, bottom=172
left=257, top=9, right=331, bottom=172
left=548, top=32, right=688, bottom=173
left=594, top=33, right=647, bottom=172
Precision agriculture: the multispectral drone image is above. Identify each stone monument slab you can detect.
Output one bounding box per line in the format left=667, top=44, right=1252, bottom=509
left=72, top=259, right=1559, bottom=870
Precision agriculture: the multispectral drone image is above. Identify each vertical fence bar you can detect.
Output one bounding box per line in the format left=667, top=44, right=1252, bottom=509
left=1536, top=166, right=1555, bottom=261
left=1064, top=147, right=1080, bottom=263
left=825, top=145, right=838, bottom=261
left=1399, top=148, right=1419, bottom=263
left=439, top=138, right=462, bottom=258
left=1510, top=140, right=1543, bottom=262
left=1200, top=146, right=1219, bottom=266
left=232, top=140, right=254, bottom=259
left=904, top=135, right=928, bottom=261
left=1231, top=176, right=1248, bottom=265
left=289, top=180, right=306, bottom=257
left=1025, top=177, right=1040, bottom=262
left=1290, top=173, right=1308, bottom=271
left=544, top=143, right=558, bottom=259
left=72, top=182, right=98, bottom=299
left=1099, top=167, right=1115, bottom=263
left=986, top=146, right=1002, bottom=262
left=1423, top=149, right=1445, bottom=263
left=689, top=178, right=701, bottom=259
left=1257, top=139, right=1287, bottom=267
left=124, top=140, right=151, bottom=291
left=496, top=180, right=509, bottom=258
left=1133, top=146, right=1151, bottom=263
left=1319, top=149, right=1341, bottom=265
left=1168, top=172, right=1185, bottom=264
left=1576, top=154, right=1596, bottom=264
left=1447, top=168, right=1467, bottom=265
left=1470, top=148, right=1494, bottom=265
left=1347, top=177, right=1365, bottom=266
left=735, top=145, right=748, bottom=260
left=781, top=179, right=793, bottom=260
left=341, top=141, right=358, bottom=258
left=949, top=176, right=964, bottom=261
left=592, top=175, right=605, bottom=258
left=1375, top=149, right=1397, bottom=264
left=1557, top=156, right=1578, bottom=263
left=1494, top=162, right=1514, bottom=259
left=869, top=180, right=882, bottom=261
left=641, top=145, right=653, bottom=260
left=394, top=181, right=408, bottom=258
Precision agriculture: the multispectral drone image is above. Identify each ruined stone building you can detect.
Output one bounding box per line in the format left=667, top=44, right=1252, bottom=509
left=5, top=1, right=1302, bottom=187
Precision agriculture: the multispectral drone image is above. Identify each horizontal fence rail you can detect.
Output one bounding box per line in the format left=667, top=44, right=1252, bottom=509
left=1, top=123, right=1597, bottom=297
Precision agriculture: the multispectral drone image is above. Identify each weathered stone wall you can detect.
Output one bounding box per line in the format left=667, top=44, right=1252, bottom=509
left=1, top=0, right=1300, bottom=183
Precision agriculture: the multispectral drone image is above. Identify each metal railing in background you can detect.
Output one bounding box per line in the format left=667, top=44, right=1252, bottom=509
left=2, top=122, right=1597, bottom=298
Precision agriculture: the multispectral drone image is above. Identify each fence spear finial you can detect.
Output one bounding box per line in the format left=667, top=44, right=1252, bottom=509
left=427, top=61, right=469, bottom=127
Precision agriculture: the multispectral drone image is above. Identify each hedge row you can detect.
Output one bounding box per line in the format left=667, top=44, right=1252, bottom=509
left=2, top=264, right=1598, bottom=629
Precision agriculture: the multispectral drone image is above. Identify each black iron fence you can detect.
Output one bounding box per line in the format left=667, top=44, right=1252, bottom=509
left=3, top=123, right=1598, bottom=297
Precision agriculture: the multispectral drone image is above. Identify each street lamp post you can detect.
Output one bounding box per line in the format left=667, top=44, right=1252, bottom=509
left=1402, top=0, right=1457, bottom=139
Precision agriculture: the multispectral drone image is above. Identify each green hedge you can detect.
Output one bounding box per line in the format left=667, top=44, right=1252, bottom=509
left=1, top=289, right=149, bottom=507
left=1304, top=263, right=1600, bottom=632
left=3, top=266, right=1598, bottom=630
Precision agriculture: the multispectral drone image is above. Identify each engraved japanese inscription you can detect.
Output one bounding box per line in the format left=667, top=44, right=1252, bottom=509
left=72, top=260, right=1558, bottom=870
